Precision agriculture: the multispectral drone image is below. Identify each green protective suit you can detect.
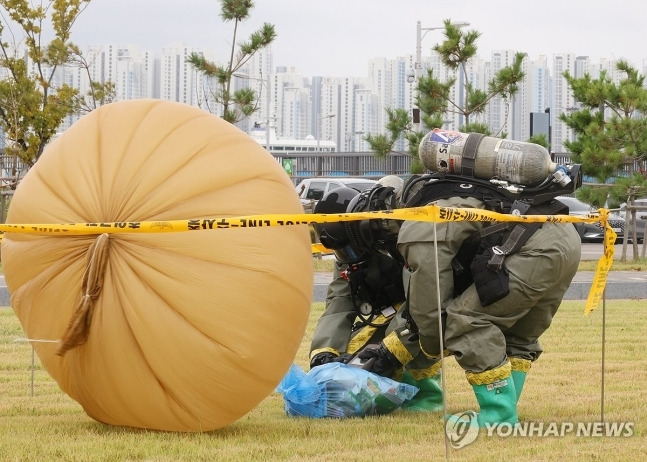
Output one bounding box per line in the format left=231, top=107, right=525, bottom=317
left=309, top=256, right=440, bottom=381
left=397, top=196, right=581, bottom=373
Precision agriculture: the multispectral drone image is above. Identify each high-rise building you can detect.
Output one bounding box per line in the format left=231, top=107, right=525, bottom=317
left=486, top=50, right=519, bottom=136
left=159, top=43, right=199, bottom=106
left=339, top=77, right=367, bottom=152
left=8, top=39, right=645, bottom=158
left=551, top=53, right=579, bottom=152
left=523, top=55, right=552, bottom=148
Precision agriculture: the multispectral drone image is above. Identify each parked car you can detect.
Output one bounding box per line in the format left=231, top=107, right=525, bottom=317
left=295, top=177, right=378, bottom=212
left=556, top=196, right=625, bottom=243
left=619, top=198, right=646, bottom=243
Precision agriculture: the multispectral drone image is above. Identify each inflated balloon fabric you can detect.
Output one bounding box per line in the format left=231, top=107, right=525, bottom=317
left=1, top=100, right=313, bottom=431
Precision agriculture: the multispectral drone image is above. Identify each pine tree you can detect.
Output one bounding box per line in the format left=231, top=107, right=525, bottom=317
left=365, top=19, right=525, bottom=172
left=561, top=61, right=647, bottom=259
left=186, top=0, right=276, bottom=124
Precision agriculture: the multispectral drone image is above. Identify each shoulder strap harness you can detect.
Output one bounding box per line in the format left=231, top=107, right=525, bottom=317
left=403, top=173, right=570, bottom=302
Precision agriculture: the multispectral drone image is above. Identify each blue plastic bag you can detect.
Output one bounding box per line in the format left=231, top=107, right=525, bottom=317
left=276, top=363, right=419, bottom=418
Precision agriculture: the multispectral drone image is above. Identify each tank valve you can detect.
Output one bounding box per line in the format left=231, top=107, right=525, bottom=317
left=552, top=166, right=571, bottom=187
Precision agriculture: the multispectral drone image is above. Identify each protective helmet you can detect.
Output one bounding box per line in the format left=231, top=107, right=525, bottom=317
left=345, top=182, right=404, bottom=263
left=313, top=187, right=366, bottom=263
left=376, top=175, right=404, bottom=204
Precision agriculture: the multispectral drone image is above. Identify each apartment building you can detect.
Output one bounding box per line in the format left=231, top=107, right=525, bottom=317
left=17, top=42, right=647, bottom=155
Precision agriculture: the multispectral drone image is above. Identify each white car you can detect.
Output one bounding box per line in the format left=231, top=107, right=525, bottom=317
left=556, top=196, right=625, bottom=243
left=295, top=177, right=378, bottom=211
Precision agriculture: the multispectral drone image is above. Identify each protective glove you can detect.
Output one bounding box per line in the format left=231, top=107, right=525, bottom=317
left=331, top=353, right=353, bottom=364
left=310, top=352, right=338, bottom=369
left=356, top=343, right=401, bottom=377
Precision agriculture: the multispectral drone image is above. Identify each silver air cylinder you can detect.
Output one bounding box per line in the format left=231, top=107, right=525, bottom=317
left=419, top=129, right=558, bottom=186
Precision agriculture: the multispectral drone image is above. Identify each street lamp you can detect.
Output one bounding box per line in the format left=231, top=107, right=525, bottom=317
left=344, top=133, right=353, bottom=152
left=344, top=131, right=364, bottom=152
left=317, top=113, right=336, bottom=152
left=410, top=20, right=469, bottom=129
left=353, top=131, right=365, bottom=152
left=413, top=20, right=470, bottom=81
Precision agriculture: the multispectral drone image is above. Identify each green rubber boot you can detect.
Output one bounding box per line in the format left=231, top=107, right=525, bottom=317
left=510, top=357, right=531, bottom=403
left=469, top=365, right=518, bottom=427
left=400, top=370, right=443, bottom=412
left=510, top=370, right=527, bottom=402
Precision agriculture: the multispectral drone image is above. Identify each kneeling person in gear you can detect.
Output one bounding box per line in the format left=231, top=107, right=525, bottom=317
left=398, top=130, right=583, bottom=427
left=309, top=176, right=443, bottom=412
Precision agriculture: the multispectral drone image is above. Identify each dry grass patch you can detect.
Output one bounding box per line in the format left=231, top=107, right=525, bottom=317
left=1, top=300, right=645, bottom=461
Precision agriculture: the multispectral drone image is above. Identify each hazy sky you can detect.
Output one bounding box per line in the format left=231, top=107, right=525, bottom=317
left=71, top=0, right=646, bottom=77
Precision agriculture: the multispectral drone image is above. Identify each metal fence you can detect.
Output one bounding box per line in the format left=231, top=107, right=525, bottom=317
left=275, top=152, right=415, bottom=183
left=0, top=153, right=28, bottom=223
left=277, top=151, right=647, bottom=185
left=1, top=151, right=644, bottom=218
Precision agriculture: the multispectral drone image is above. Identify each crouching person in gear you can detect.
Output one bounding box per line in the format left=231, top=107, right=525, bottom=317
left=441, top=219, right=580, bottom=427
left=398, top=132, right=583, bottom=426
left=309, top=176, right=443, bottom=412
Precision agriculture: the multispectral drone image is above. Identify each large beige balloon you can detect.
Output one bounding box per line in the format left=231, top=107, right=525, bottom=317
left=1, top=100, right=313, bottom=431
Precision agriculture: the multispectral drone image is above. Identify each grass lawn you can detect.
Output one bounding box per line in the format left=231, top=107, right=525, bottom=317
left=0, top=298, right=645, bottom=461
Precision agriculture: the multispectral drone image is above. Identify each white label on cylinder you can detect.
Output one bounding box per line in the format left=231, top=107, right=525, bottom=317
left=426, top=130, right=467, bottom=173
left=495, top=148, right=522, bottom=182
left=430, top=129, right=462, bottom=144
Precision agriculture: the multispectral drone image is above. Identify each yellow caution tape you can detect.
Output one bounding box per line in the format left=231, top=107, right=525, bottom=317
left=584, top=210, right=616, bottom=315
left=0, top=205, right=602, bottom=235
left=311, top=243, right=333, bottom=255
left=0, top=205, right=613, bottom=314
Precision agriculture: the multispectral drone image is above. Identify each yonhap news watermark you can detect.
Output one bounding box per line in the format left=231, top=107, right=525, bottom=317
left=445, top=411, right=635, bottom=449
left=484, top=421, right=635, bottom=438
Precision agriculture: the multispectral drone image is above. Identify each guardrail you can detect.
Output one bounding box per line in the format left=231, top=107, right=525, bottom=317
left=277, top=152, right=578, bottom=184
left=276, top=152, right=414, bottom=184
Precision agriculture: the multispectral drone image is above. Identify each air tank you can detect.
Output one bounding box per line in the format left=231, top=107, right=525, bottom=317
left=419, top=129, right=558, bottom=186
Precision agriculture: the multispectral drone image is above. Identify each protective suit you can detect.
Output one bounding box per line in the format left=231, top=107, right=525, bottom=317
left=398, top=187, right=581, bottom=427
left=309, top=178, right=443, bottom=412
left=310, top=255, right=404, bottom=361
left=309, top=259, right=443, bottom=412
